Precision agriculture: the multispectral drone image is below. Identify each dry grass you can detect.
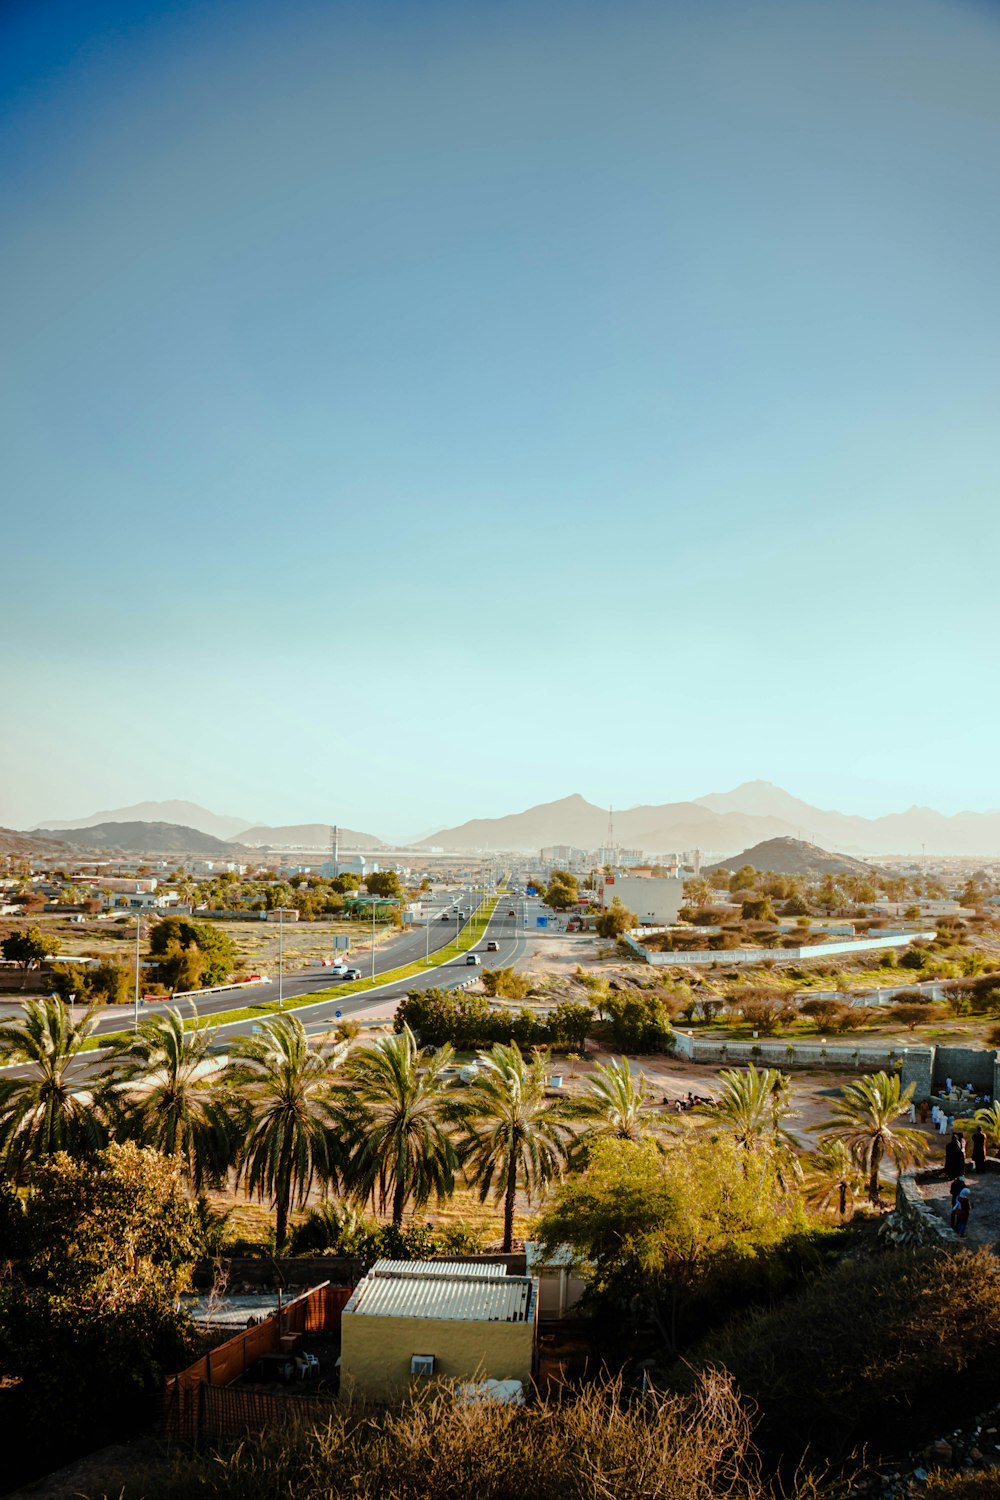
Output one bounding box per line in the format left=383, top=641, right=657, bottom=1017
left=118, top=1370, right=827, bottom=1500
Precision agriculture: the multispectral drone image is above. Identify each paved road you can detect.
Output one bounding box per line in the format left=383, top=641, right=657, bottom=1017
left=0, top=889, right=538, bottom=1075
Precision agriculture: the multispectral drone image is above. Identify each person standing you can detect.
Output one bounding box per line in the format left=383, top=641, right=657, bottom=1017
left=945, top=1131, right=966, bottom=1179
left=972, top=1125, right=988, bottom=1173
left=953, top=1182, right=972, bottom=1238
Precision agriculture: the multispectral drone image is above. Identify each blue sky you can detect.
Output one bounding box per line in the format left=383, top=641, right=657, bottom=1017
left=2, top=0, right=999, bottom=835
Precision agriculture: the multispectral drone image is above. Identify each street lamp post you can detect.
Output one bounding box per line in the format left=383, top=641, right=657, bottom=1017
left=133, top=911, right=142, bottom=1032
left=277, top=907, right=285, bottom=1009
left=371, top=896, right=378, bottom=982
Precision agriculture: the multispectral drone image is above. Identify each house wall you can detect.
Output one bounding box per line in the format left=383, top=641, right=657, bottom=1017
left=340, top=1313, right=534, bottom=1398
left=602, top=876, right=683, bottom=926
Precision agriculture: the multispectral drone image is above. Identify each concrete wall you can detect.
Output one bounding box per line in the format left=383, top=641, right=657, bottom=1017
left=340, top=1312, right=535, bottom=1398
left=669, top=1031, right=991, bottom=1102
left=625, top=930, right=937, bottom=968
left=670, top=1029, right=912, bottom=1073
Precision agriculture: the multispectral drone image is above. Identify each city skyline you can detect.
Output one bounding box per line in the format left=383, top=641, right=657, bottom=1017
left=3, top=0, right=999, bottom=835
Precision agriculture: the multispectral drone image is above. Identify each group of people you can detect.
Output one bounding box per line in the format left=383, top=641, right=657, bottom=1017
left=666, top=1090, right=714, bottom=1113
left=945, top=1128, right=988, bottom=1238
left=944, top=1127, right=987, bottom=1177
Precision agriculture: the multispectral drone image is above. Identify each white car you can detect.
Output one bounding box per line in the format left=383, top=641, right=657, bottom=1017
left=465, top=953, right=481, bottom=966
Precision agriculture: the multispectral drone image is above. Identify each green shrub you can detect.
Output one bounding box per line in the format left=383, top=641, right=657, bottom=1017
left=687, top=1247, right=1000, bottom=1467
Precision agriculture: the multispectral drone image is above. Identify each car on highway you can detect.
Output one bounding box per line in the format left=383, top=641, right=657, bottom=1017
left=465, top=953, right=481, bottom=966
left=333, top=967, right=362, bottom=981
left=486, top=940, right=499, bottom=951
left=508, top=909, right=516, bottom=916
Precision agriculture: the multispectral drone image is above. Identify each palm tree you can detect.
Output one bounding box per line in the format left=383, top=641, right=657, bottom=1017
left=697, top=1063, right=801, bottom=1184
left=974, top=1102, right=1000, bottom=1155
left=803, top=1138, right=866, bottom=1218
left=337, top=1027, right=457, bottom=1226
left=569, top=1056, right=654, bottom=1155
left=225, top=1014, right=340, bottom=1248
left=455, top=1042, right=570, bottom=1253
left=820, top=1070, right=927, bottom=1205
left=101, top=1008, right=234, bottom=1189
left=0, top=996, right=106, bottom=1180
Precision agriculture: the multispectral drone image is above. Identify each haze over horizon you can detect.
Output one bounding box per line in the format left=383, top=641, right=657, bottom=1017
left=3, top=0, right=999, bottom=835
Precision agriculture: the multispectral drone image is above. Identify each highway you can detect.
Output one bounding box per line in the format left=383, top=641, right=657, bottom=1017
left=0, top=888, right=544, bottom=1077
left=61, top=886, right=529, bottom=1046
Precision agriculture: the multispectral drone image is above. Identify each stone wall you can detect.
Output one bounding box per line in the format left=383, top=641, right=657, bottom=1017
left=882, top=1174, right=956, bottom=1248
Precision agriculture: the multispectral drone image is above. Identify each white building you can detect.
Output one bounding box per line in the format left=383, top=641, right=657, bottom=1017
left=600, top=873, right=684, bottom=926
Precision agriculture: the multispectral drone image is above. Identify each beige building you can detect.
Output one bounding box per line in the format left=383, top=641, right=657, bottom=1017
left=600, top=872, right=684, bottom=926
left=340, top=1260, right=538, bottom=1399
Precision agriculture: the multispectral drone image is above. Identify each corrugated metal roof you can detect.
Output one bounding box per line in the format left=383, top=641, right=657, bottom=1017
left=370, top=1259, right=507, bottom=1279
left=344, top=1269, right=536, bottom=1323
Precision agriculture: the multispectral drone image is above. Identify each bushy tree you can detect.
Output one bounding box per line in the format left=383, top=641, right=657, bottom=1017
left=605, top=990, right=673, bottom=1052
left=595, top=898, right=636, bottom=939
left=1, top=926, right=48, bottom=988
left=148, top=918, right=234, bottom=987
left=366, top=870, right=403, bottom=900
left=535, top=1135, right=806, bottom=1355
left=0, top=1143, right=199, bottom=1449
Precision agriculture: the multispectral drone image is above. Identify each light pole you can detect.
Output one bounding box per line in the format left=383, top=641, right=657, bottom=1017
left=371, top=895, right=378, bottom=981
left=132, top=910, right=143, bottom=1032
left=277, top=907, right=286, bottom=1009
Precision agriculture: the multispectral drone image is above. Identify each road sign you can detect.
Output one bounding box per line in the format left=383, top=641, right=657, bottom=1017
left=536, top=916, right=548, bottom=928
left=526, top=885, right=537, bottom=896
left=335, top=1010, right=342, bottom=1019
left=333, top=935, right=351, bottom=949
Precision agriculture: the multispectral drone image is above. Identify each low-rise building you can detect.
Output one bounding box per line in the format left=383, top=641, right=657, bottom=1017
left=600, top=873, right=684, bottom=926
left=339, top=1260, right=538, bottom=1399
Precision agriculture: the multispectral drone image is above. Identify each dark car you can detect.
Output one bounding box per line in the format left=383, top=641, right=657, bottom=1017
left=338, top=967, right=362, bottom=981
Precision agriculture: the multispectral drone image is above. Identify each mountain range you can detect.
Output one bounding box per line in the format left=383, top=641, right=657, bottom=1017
left=18, top=783, right=1000, bottom=858
left=411, top=783, right=1000, bottom=857
left=35, top=801, right=250, bottom=841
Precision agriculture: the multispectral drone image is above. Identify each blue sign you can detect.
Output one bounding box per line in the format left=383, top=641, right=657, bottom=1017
left=536, top=916, right=548, bottom=928
left=526, top=885, right=537, bottom=896
left=335, top=1010, right=342, bottom=1019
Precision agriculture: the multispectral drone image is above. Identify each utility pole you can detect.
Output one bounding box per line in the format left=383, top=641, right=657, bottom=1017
left=371, top=895, right=377, bottom=981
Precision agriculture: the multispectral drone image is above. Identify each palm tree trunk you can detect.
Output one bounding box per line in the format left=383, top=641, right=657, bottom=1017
left=869, top=1140, right=883, bottom=1204
left=503, top=1163, right=517, bottom=1254
left=839, top=1181, right=847, bottom=1217
left=276, top=1190, right=289, bottom=1250
left=392, top=1171, right=406, bottom=1227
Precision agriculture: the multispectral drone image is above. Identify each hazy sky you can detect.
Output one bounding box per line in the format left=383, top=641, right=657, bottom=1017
left=3, top=0, right=999, bottom=836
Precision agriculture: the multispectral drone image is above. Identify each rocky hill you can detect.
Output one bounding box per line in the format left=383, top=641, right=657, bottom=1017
left=31, top=821, right=239, bottom=856
left=706, top=837, right=873, bottom=877
left=0, top=827, right=74, bottom=860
